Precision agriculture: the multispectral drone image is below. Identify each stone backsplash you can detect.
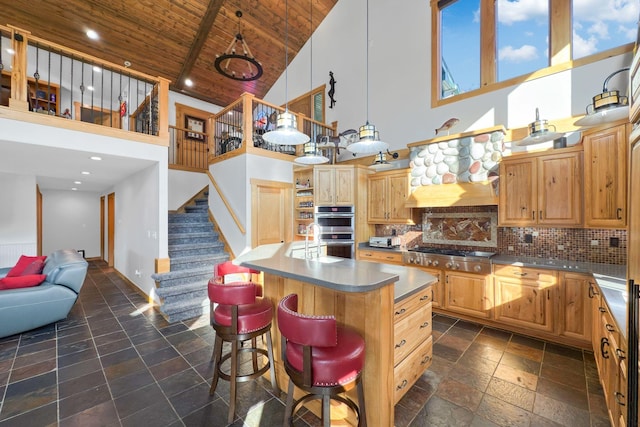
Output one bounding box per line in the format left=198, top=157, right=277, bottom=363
left=373, top=205, right=627, bottom=265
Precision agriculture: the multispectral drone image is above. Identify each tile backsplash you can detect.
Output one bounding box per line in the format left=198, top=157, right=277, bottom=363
left=373, top=205, right=627, bottom=265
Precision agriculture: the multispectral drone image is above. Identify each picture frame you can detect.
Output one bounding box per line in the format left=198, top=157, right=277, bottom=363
left=185, top=115, right=205, bottom=141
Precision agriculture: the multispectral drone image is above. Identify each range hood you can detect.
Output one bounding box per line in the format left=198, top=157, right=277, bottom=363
left=405, top=181, right=498, bottom=208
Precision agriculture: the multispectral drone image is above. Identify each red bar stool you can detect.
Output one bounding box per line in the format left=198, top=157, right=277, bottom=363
left=208, top=261, right=277, bottom=424
left=277, top=293, right=367, bottom=427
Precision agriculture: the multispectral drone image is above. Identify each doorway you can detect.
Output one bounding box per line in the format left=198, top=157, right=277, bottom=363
left=107, top=192, right=115, bottom=267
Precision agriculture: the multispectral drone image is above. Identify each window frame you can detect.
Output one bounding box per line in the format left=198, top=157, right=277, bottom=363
left=431, top=0, right=634, bottom=107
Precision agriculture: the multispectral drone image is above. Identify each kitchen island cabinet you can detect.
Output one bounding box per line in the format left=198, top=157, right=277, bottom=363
left=236, top=243, right=436, bottom=427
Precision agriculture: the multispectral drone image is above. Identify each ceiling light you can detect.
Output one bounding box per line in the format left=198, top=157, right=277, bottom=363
left=513, top=108, right=562, bottom=146
left=347, top=0, right=389, bottom=155
left=90, top=156, right=102, bottom=161
left=185, top=78, right=193, bottom=87
left=86, top=29, right=99, bottom=40
left=294, top=0, right=328, bottom=166
left=81, top=171, right=90, bottom=175
left=214, top=10, right=263, bottom=81
left=74, top=181, right=82, bottom=185
left=369, top=150, right=399, bottom=170
left=262, top=0, right=310, bottom=146
left=574, top=67, right=630, bottom=127
left=71, top=188, right=78, bottom=191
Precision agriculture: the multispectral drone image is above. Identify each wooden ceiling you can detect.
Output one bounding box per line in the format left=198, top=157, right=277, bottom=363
left=2, top=0, right=338, bottom=107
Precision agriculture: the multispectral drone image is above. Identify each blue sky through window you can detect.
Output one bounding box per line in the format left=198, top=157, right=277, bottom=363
left=441, top=0, right=639, bottom=98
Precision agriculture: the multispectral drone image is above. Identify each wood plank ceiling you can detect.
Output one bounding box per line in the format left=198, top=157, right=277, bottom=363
left=1, top=0, right=338, bottom=107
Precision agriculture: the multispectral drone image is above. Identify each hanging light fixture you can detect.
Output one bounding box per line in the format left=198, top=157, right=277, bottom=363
left=513, top=107, right=563, bottom=146
left=215, top=10, right=263, bottom=81
left=295, top=0, right=329, bottom=165
left=369, top=150, right=399, bottom=170
left=574, top=67, right=630, bottom=127
left=347, top=0, right=389, bottom=155
left=262, top=0, right=310, bottom=146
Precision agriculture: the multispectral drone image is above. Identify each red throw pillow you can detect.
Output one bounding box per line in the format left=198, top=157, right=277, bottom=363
left=0, top=274, right=47, bottom=290
left=6, top=255, right=47, bottom=277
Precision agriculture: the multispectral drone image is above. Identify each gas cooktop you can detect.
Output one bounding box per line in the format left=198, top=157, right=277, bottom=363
left=407, top=247, right=496, bottom=258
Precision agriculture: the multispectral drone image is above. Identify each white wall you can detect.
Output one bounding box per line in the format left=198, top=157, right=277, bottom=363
left=0, top=173, right=37, bottom=266
left=41, top=189, right=101, bottom=257
left=168, top=91, right=223, bottom=126
left=168, top=169, right=209, bottom=211
left=112, top=163, right=164, bottom=301
left=265, top=0, right=632, bottom=158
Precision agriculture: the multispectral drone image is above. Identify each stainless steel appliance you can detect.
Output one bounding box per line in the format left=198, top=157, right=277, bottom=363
left=314, top=206, right=355, bottom=258
left=369, top=236, right=401, bottom=248
left=402, top=247, right=495, bottom=274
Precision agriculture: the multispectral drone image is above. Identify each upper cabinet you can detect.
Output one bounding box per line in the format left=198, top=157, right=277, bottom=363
left=499, top=147, right=583, bottom=227
left=367, top=169, right=414, bottom=224
left=314, top=165, right=355, bottom=206
left=583, top=122, right=629, bottom=229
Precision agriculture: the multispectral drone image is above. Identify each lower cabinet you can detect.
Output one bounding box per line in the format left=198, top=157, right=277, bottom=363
left=393, top=287, right=432, bottom=404
left=444, top=271, right=493, bottom=319
left=558, top=272, right=592, bottom=343
left=493, top=265, right=556, bottom=333
left=357, top=249, right=403, bottom=265
left=592, top=288, right=627, bottom=427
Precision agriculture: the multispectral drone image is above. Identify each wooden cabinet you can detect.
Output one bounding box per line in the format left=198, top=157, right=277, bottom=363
left=417, top=267, right=443, bottom=309
left=358, top=248, right=403, bottom=265
left=499, top=147, right=583, bottom=227
left=557, top=272, right=591, bottom=345
left=314, top=165, right=354, bottom=206
left=493, top=265, right=556, bottom=333
left=367, top=169, right=414, bottom=224
left=592, top=294, right=627, bottom=427
left=583, top=122, right=629, bottom=229
left=392, top=287, right=432, bottom=404
left=444, top=271, right=493, bottom=319
left=293, top=167, right=315, bottom=240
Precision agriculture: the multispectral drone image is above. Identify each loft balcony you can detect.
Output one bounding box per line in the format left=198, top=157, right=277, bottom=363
left=0, top=24, right=339, bottom=173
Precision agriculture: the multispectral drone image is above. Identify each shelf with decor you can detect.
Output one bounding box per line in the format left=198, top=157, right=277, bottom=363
left=27, top=78, right=60, bottom=115
left=293, top=166, right=315, bottom=239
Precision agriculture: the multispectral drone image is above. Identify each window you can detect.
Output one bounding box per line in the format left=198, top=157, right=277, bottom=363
left=572, top=1, right=638, bottom=59
left=432, top=0, right=638, bottom=104
left=287, top=85, right=325, bottom=124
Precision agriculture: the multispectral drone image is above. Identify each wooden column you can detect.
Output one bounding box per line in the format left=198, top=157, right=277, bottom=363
left=156, top=77, right=170, bottom=142
left=8, top=25, right=29, bottom=111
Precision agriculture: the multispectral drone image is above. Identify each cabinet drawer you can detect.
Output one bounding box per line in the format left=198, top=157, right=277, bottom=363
left=393, top=336, right=433, bottom=404
left=493, top=265, right=557, bottom=283
left=394, top=287, right=432, bottom=323
left=394, top=303, right=432, bottom=365
left=358, top=249, right=403, bottom=264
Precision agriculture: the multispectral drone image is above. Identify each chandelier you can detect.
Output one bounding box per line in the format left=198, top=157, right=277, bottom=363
left=214, top=11, right=263, bottom=81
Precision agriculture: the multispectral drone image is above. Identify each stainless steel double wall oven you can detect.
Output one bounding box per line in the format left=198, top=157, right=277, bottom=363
left=314, top=206, right=355, bottom=258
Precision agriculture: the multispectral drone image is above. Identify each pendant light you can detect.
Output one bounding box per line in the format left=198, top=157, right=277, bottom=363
left=295, top=0, right=329, bottom=165
left=513, top=108, right=562, bottom=146
left=262, top=0, right=310, bottom=146
left=347, top=0, right=389, bottom=154
left=574, top=68, right=630, bottom=127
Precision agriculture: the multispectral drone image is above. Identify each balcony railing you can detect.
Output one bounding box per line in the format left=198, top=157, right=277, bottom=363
left=209, top=92, right=338, bottom=164
left=0, top=24, right=169, bottom=143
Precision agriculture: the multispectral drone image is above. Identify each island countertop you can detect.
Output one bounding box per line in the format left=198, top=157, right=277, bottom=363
left=235, top=242, right=436, bottom=301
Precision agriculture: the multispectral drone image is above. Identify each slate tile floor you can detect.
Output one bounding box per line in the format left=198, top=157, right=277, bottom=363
left=0, top=260, right=610, bottom=426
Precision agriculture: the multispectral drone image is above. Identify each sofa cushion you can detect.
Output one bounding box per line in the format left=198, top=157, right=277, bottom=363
left=0, top=274, right=47, bottom=290
left=7, top=255, right=47, bottom=277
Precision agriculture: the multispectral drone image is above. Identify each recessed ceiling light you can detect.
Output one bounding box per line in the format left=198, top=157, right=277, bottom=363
left=93, top=66, right=102, bottom=73
left=90, top=156, right=102, bottom=161
left=74, top=181, right=82, bottom=185
left=71, top=188, right=78, bottom=191
left=86, top=29, right=99, bottom=40
left=185, top=78, right=193, bottom=87
left=81, top=171, right=90, bottom=175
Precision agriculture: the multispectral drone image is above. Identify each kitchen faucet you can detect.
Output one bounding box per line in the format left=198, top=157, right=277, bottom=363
left=304, top=222, right=321, bottom=259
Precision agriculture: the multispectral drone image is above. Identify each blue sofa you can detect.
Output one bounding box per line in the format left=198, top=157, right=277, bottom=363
left=0, top=249, right=88, bottom=338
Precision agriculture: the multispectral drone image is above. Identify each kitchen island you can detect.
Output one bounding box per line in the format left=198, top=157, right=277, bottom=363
left=236, top=243, right=437, bottom=427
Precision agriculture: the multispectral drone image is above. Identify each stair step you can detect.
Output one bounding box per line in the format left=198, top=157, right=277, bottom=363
left=168, top=232, right=219, bottom=245
left=168, top=242, right=225, bottom=258
left=159, top=297, right=210, bottom=323
left=168, top=212, right=209, bottom=223
left=170, top=253, right=228, bottom=271
left=151, top=266, right=216, bottom=288
left=156, top=280, right=209, bottom=299
left=168, top=223, right=214, bottom=233
left=185, top=205, right=207, bottom=213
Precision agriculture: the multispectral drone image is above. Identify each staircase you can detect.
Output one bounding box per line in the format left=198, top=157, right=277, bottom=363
left=151, top=194, right=229, bottom=323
